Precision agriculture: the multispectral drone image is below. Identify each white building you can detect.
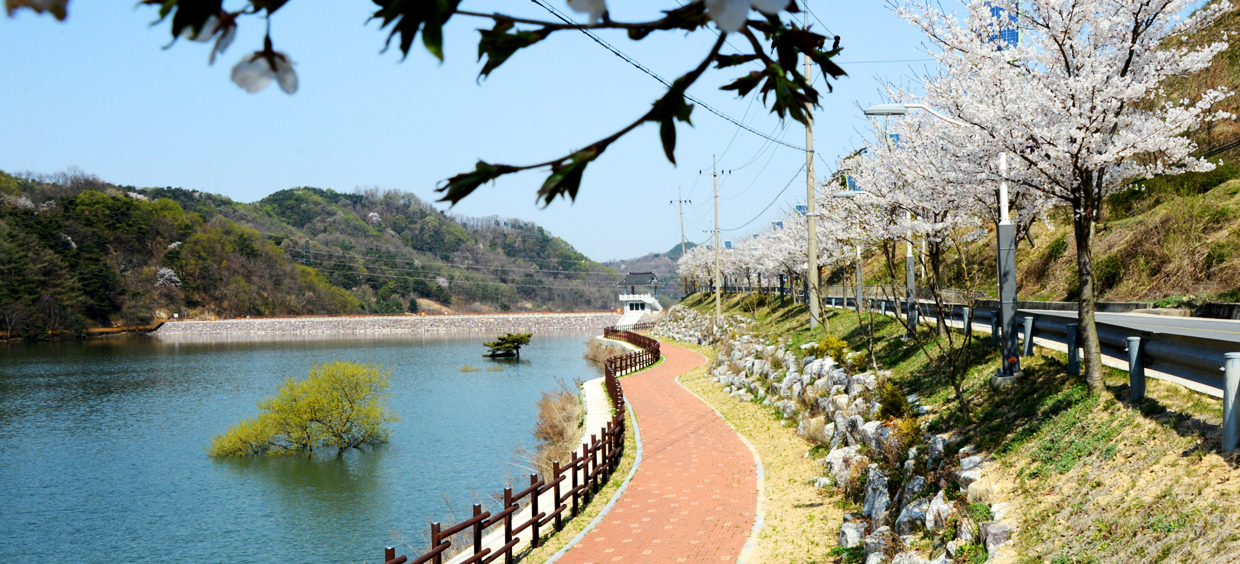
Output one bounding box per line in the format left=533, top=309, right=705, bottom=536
left=615, top=272, right=662, bottom=328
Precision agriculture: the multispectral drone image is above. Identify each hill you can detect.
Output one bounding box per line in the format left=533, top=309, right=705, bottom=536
left=0, top=169, right=618, bottom=335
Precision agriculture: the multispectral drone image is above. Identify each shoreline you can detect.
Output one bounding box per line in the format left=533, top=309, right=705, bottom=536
left=151, top=312, right=621, bottom=339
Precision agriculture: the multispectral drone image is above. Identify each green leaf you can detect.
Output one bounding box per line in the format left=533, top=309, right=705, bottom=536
left=435, top=161, right=515, bottom=205
left=720, top=71, right=764, bottom=98
left=370, top=0, right=461, bottom=60
left=537, top=149, right=598, bottom=206
left=647, top=89, right=695, bottom=164
left=477, top=22, right=549, bottom=80
left=140, top=0, right=222, bottom=39
left=714, top=54, right=760, bottom=69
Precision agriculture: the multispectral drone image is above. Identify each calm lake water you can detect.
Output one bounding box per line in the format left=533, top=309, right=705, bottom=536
left=0, top=332, right=601, bottom=564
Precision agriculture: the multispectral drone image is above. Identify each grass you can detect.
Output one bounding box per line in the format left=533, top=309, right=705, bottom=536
left=676, top=291, right=1240, bottom=563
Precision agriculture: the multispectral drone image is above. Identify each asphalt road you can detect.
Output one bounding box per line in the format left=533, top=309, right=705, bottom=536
left=1021, top=309, right=1240, bottom=344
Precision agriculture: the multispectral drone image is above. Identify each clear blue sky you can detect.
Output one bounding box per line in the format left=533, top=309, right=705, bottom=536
left=0, top=0, right=933, bottom=261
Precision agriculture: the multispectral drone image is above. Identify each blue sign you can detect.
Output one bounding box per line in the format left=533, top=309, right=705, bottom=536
left=887, top=133, right=902, bottom=149
left=846, top=175, right=860, bottom=192
left=986, top=3, right=1019, bottom=51
left=795, top=205, right=808, bottom=216
left=724, top=241, right=733, bottom=250
left=771, top=221, right=784, bottom=230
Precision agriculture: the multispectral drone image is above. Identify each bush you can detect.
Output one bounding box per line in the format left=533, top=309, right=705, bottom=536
left=208, top=362, right=399, bottom=456
left=817, top=334, right=849, bottom=365
left=1095, top=253, right=1125, bottom=294
left=876, top=380, right=912, bottom=420
left=531, top=387, right=582, bottom=479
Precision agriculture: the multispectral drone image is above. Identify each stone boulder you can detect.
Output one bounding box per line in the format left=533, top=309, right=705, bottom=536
left=863, top=526, right=893, bottom=556
left=980, top=521, right=1012, bottom=553
left=926, top=435, right=947, bottom=468
left=860, top=421, right=883, bottom=451
left=957, top=517, right=977, bottom=544
left=838, top=513, right=868, bottom=548
left=924, top=490, right=954, bottom=532
left=897, top=475, right=925, bottom=509
left=824, top=445, right=861, bottom=485
left=845, top=415, right=865, bottom=447
left=893, top=497, right=930, bottom=535
left=862, top=465, right=892, bottom=526
left=891, top=553, right=927, bottom=564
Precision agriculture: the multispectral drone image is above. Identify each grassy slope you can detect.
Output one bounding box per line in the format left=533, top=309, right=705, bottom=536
left=678, top=292, right=1240, bottom=563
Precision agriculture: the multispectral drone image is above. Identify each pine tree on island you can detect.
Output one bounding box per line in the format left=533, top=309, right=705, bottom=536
left=483, top=333, right=532, bottom=358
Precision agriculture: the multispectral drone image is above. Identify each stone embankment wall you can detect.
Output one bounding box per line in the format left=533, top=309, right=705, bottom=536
left=153, top=313, right=620, bottom=338
left=652, top=304, right=1015, bottom=564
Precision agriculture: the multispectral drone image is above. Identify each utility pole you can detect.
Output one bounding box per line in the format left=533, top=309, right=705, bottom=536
left=803, top=10, right=820, bottom=330
left=713, top=155, right=722, bottom=324
left=670, top=188, right=690, bottom=260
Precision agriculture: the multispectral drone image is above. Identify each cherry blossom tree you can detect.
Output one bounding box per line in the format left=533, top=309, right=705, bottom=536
left=8, top=0, right=845, bottom=208
left=893, top=0, right=1233, bottom=392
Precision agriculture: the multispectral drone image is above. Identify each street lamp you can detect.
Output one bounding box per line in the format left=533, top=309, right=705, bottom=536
left=863, top=102, right=1021, bottom=379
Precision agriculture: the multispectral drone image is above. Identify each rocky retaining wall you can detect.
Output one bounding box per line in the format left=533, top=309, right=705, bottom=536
left=152, top=313, right=620, bottom=338
left=652, top=304, right=1015, bottom=564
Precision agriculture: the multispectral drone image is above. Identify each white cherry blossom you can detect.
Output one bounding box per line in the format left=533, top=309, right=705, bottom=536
left=703, top=0, right=791, bottom=33
left=231, top=38, right=297, bottom=94
left=567, top=0, right=607, bottom=25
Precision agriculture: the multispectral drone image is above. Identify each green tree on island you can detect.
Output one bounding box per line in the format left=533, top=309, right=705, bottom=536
left=484, top=333, right=532, bottom=358
left=209, top=361, right=399, bottom=457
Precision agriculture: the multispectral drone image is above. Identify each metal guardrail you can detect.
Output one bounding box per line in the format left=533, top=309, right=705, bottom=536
left=824, top=294, right=1240, bottom=451
left=381, top=329, right=658, bottom=564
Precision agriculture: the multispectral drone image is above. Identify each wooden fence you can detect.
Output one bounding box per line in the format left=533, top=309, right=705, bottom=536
left=382, top=327, right=660, bottom=564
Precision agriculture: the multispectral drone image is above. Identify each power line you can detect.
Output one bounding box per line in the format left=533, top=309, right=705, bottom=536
left=720, top=163, right=806, bottom=232
left=528, top=0, right=808, bottom=152
left=299, top=249, right=619, bottom=277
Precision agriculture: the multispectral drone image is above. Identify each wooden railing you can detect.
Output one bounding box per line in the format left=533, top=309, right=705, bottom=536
left=381, top=329, right=660, bottom=564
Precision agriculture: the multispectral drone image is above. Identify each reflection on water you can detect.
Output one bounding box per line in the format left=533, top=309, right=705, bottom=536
left=0, top=332, right=600, bottom=564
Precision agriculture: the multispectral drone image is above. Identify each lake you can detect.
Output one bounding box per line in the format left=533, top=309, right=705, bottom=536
left=0, top=332, right=602, bottom=564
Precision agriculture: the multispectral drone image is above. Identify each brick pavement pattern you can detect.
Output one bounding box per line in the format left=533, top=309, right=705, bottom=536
left=557, top=340, right=758, bottom=564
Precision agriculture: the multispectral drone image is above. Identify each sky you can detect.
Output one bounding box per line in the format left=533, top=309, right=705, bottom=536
left=0, top=0, right=935, bottom=262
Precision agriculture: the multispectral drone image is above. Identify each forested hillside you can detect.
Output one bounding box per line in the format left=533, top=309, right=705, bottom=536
left=0, top=170, right=618, bottom=336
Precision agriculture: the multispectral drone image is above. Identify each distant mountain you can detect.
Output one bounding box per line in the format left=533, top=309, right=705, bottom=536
left=0, top=170, right=618, bottom=335
left=603, top=243, right=691, bottom=303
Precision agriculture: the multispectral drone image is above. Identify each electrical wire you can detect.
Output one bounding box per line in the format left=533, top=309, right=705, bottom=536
left=720, top=163, right=806, bottom=232
left=528, top=0, right=808, bottom=152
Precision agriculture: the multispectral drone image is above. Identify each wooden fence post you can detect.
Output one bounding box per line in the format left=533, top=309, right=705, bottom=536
left=472, top=504, right=483, bottom=556
left=503, top=488, right=513, bottom=564
left=430, top=522, right=442, bottom=564
left=385, top=546, right=395, bottom=563
left=552, top=460, right=563, bottom=531
left=530, top=473, right=541, bottom=548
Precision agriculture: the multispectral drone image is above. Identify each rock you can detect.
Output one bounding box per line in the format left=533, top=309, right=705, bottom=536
left=821, top=422, right=836, bottom=445
left=864, top=555, right=886, bottom=564
left=831, top=394, right=851, bottom=415
left=860, top=421, right=883, bottom=451
left=980, top=521, right=1012, bottom=553
left=863, top=526, right=893, bottom=556
left=945, top=540, right=959, bottom=559
left=833, top=411, right=849, bottom=447
left=839, top=519, right=868, bottom=548
left=926, top=435, right=947, bottom=467
left=891, top=553, right=926, bottom=564
left=814, top=477, right=832, bottom=489
left=813, top=378, right=832, bottom=394
left=875, top=424, right=897, bottom=455
left=817, top=396, right=833, bottom=414
left=898, top=475, right=926, bottom=509
left=926, top=554, right=948, bottom=564
left=825, top=445, right=861, bottom=485
left=957, top=517, right=977, bottom=544
left=924, top=490, right=954, bottom=532
left=778, top=400, right=797, bottom=419
left=956, top=468, right=983, bottom=489
left=846, top=415, right=865, bottom=446
left=862, top=465, right=892, bottom=525
left=791, top=381, right=804, bottom=398
left=848, top=397, right=868, bottom=418
left=893, top=497, right=929, bottom=535
left=959, top=455, right=985, bottom=471
left=903, top=447, right=919, bottom=476
left=991, top=501, right=1010, bottom=522
left=803, top=355, right=816, bottom=366
left=830, top=367, right=849, bottom=387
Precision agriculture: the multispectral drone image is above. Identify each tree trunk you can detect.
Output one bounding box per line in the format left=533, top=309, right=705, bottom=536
left=931, top=243, right=946, bottom=337
left=1073, top=196, right=1105, bottom=393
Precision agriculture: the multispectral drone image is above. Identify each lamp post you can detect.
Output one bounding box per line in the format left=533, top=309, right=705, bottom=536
left=863, top=102, right=1021, bottom=378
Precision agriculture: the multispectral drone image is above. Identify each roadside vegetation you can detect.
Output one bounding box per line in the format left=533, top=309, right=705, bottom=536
left=674, top=292, right=1240, bottom=563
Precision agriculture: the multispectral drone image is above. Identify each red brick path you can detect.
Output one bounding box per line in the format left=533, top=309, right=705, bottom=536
left=557, top=340, right=758, bottom=564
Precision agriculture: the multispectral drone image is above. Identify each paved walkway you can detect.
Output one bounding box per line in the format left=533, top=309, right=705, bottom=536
left=556, top=340, right=758, bottom=564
